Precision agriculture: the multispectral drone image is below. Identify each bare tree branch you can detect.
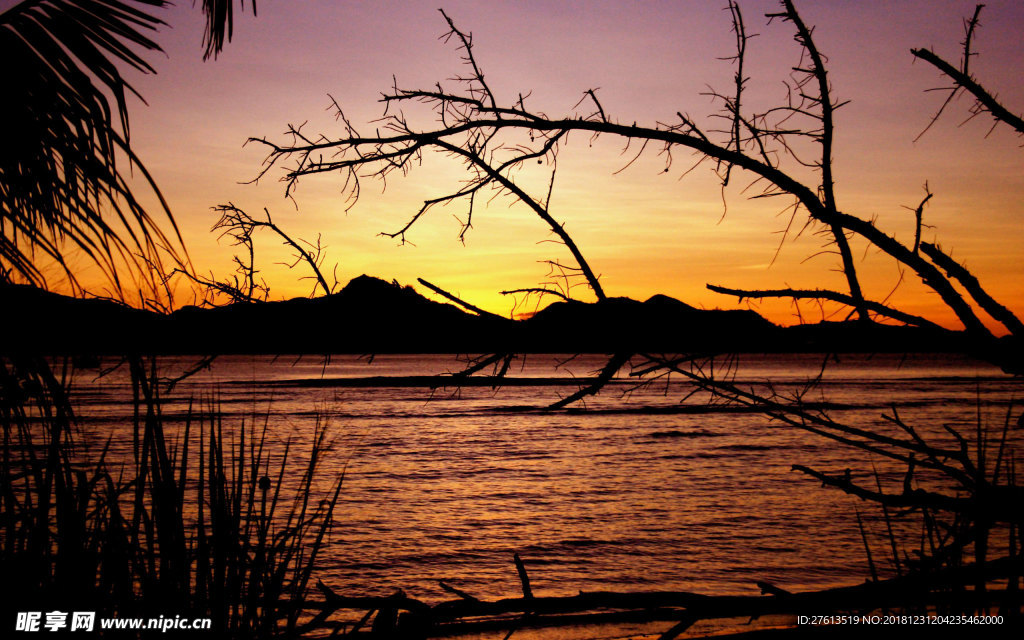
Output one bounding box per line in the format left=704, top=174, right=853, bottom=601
left=912, top=6, right=1024, bottom=137
left=213, top=204, right=335, bottom=298
left=417, top=278, right=504, bottom=319
left=920, top=242, right=1024, bottom=338
left=706, top=283, right=948, bottom=331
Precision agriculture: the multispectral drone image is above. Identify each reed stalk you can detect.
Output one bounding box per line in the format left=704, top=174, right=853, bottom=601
left=0, top=354, right=342, bottom=637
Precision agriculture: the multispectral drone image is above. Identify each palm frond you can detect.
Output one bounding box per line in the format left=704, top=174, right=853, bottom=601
left=200, top=0, right=255, bottom=61
left=1, top=0, right=183, bottom=293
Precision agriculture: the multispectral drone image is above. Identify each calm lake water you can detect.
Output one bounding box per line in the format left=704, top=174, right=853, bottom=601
left=65, top=352, right=1019, bottom=605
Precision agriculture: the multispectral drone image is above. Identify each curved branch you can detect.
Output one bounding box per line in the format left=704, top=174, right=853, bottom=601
left=500, top=287, right=571, bottom=302
left=911, top=47, right=1024, bottom=135
left=432, top=137, right=607, bottom=301
left=706, top=284, right=948, bottom=331
left=548, top=352, right=631, bottom=410
left=920, top=242, right=1024, bottom=338
left=777, top=0, right=869, bottom=324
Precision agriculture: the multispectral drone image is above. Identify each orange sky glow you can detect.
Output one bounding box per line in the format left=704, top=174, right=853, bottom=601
left=55, top=1, right=1024, bottom=332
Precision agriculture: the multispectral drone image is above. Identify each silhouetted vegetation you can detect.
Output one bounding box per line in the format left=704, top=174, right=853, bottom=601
left=0, top=355, right=342, bottom=636
left=0, top=0, right=251, bottom=295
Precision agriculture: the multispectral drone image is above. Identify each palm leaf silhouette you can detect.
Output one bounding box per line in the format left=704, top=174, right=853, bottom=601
left=201, top=0, right=255, bottom=61
left=0, top=0, right=247, bottom=293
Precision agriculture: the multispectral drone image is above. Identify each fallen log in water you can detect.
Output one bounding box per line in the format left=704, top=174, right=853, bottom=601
left=288, top=554, right=1022, bottom=638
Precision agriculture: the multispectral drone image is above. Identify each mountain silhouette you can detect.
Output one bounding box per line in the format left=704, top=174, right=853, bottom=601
left=0, top=283, right=158, bottom=354
left=169, top=275, right=511, bottom=353
left=522, top=295, right=778, bottom=352
left=1, top=275, right=967, bottom=356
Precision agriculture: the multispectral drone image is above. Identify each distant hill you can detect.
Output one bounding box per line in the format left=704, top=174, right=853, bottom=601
left=1, top=276, right=966, bottom=355
left=521, top=295, right=779, bottom=352
left=167, top=275, right=511, bottom=353
left=0, top=283, right=159, bottom=354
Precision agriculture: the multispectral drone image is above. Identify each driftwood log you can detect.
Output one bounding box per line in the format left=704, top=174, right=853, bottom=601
left=286, top=554, right=1022, bottom=638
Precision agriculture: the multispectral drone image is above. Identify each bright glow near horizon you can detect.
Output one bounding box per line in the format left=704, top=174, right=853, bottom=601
left=62, top=1, right=1024, bottom=331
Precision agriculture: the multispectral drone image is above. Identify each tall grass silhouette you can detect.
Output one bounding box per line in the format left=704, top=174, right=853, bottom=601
left=0, top=355, right=342, bottom=637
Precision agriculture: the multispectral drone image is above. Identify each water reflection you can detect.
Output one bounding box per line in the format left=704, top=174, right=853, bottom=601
left=65, top=353, right=1018, bottom=601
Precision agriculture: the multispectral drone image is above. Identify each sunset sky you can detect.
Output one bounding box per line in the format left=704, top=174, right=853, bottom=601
left=82, top=0, right=1024, bottom=329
